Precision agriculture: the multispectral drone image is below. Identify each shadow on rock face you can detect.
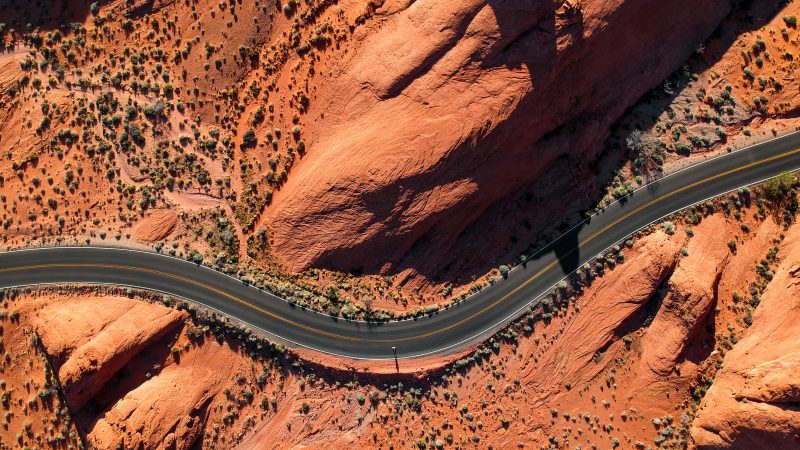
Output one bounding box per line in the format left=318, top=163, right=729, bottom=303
left=263, top=0, right=778, bottom=292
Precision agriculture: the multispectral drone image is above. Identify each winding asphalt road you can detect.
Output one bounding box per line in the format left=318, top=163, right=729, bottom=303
left=2, top=132, right=800, bottom=359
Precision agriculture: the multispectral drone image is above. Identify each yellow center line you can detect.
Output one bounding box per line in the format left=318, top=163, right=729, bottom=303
left=578, top=146, right=800, bottom=247
left=2, top=146, right=799, bottom=345
left=415, top=146, right=800, bottom=342
left=0, top=263, right=377, bottom=343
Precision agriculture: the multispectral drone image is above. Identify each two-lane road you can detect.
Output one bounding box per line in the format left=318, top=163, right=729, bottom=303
left=2, top=132, right=800, bottom=359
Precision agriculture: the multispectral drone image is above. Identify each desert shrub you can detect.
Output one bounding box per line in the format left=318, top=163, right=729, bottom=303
left=764, top=172, right=796, bottom=200
left=127, top=123, right=145, bottom=146
left=499, top=265, right=510, bottom=279
left=241, top=129, right=257, bottom=148
left=143, top=101, right=166, bottom=120
left=661, top=221, right=676, bottom=235
left=674, top=142, right=692, bottom=156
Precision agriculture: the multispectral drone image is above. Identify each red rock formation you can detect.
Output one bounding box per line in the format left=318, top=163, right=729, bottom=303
left=86, top=339, right=243, bottom=450
left=691, top=223, right=800, bottom=449
left=20, top=293, right=270, bottom=449
left=266, top=0, right=730, bottom=281
left=133, top=209, right=179, bottom=243
left=32, top=297, right=187, bottom=411
left=520, top=231, right=680, bottom=389
left=637, top=215, right=730, bottom=379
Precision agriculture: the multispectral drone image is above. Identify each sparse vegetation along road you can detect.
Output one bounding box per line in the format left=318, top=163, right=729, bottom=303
left=1, top=132, right=800, bottom=359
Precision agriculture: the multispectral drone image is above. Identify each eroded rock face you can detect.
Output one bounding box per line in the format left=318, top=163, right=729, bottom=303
left=32, top=297, right=187, bottom=411
left=266, top=0, right=730, bottom=280
left=690, top=223, right=800, bottom=449
left=637, top=215, right=731, bottom=379
left=133, top=209, right=179, bottom=243
left=86, top=341, right=238, bottom=450
left=25, top=294, right=266, bottom=449
left=518, top=230, right=681, bottom=390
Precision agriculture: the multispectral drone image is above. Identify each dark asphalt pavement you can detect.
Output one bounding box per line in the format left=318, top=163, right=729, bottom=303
left=1, top=132, right=800, bottom=359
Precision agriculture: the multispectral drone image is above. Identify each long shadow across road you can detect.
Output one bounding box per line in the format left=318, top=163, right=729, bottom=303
left=2, top=132, right=800, bottom=359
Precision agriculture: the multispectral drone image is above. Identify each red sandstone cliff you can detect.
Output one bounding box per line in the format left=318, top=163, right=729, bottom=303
left=690, top=223, right=800, bottom=449
left=265, top=0, right=730, bottom=282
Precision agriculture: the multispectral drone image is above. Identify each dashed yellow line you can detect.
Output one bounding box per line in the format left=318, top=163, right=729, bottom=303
left=2, top=146, right=799, bottom=345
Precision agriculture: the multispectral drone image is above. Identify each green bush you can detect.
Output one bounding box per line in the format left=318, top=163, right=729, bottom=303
left=241, top=129, right=257, bottom=148
left=499, top=265, right=510, bottom=279
left=765, top=172, right=796, bottom=200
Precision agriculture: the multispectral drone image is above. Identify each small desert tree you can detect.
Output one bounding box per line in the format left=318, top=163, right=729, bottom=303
left=765, top=172, right=796, bottom=201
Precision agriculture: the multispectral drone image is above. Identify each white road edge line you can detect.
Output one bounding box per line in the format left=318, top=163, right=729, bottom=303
left=6, top=131, right=795, bottom=327
left=3, top=168, right=798, bottom=360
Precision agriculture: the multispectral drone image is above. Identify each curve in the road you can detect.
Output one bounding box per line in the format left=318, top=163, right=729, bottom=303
left=2, top=132, right=800, bottom=360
